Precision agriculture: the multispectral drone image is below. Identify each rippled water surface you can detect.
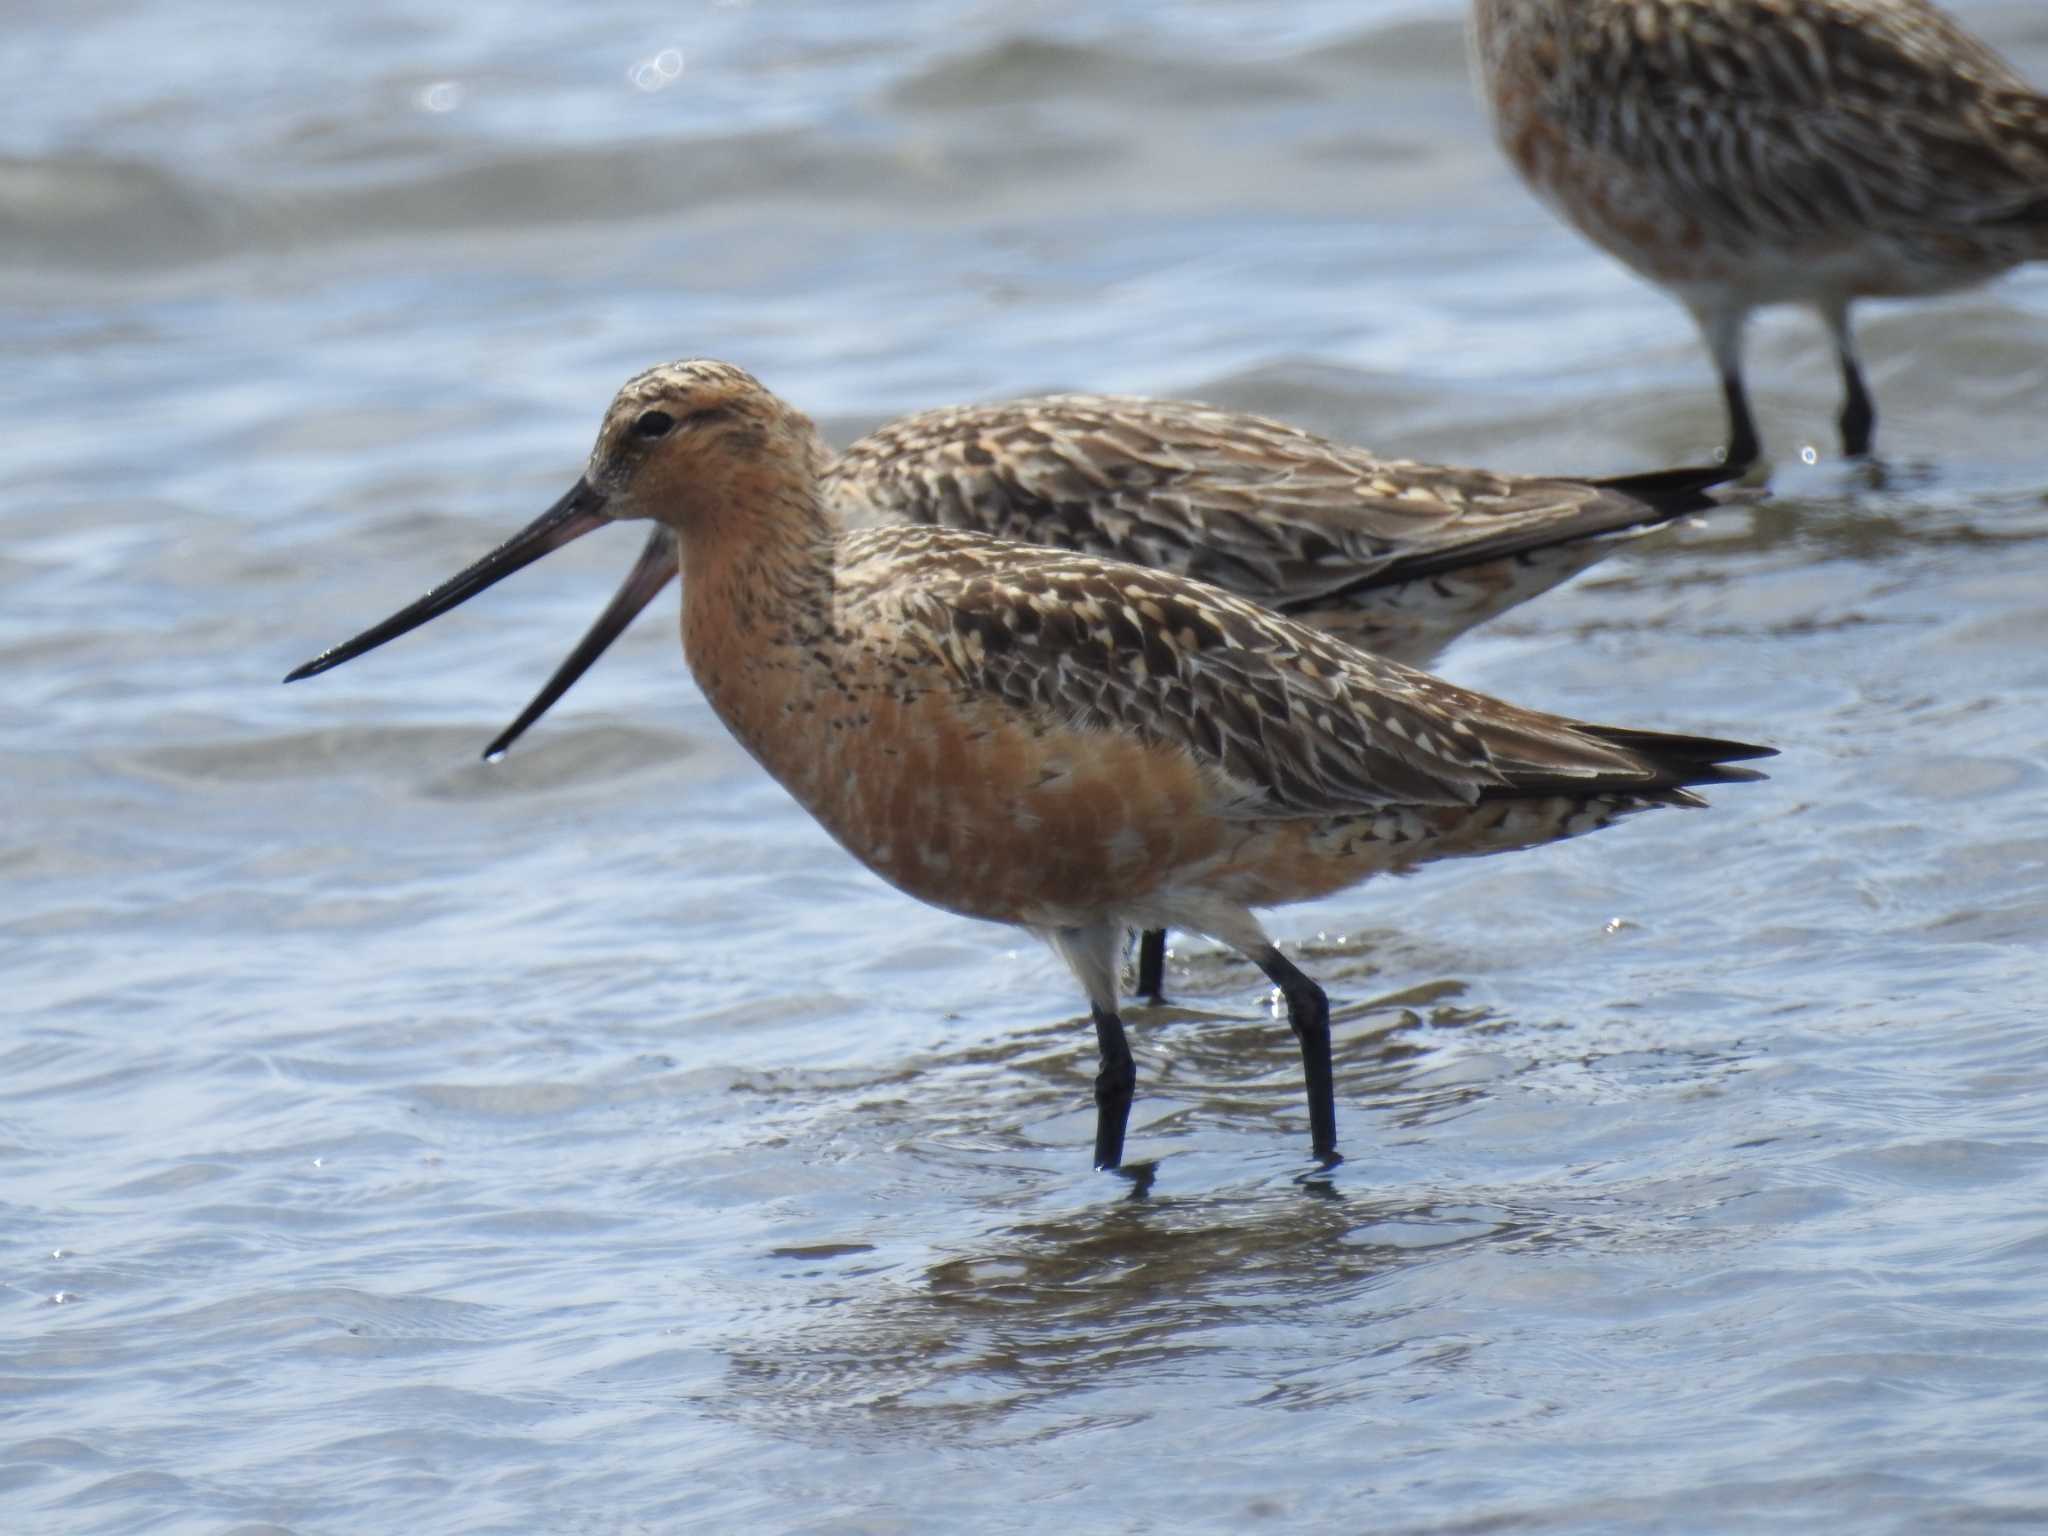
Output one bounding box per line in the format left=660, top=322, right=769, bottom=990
left=9, top=2, right=2048, bottom=1531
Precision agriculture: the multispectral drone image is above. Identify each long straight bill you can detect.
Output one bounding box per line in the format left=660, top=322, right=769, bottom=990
left=482, top=524, right=678, bottom=761
left=283, top=480, right=608, bottom=683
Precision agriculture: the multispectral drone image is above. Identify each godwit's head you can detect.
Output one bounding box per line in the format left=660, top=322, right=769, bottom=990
left=283, top=359, right=824, bottom=691
left=584, top=359, right=828, bottom=529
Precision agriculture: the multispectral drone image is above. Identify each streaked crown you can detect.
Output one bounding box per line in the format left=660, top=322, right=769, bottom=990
left=583, top=359, right=825, bottom=514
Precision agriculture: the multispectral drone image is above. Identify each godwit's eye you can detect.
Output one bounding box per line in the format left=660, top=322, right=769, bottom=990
left=633, top=410, right=675, bottom=439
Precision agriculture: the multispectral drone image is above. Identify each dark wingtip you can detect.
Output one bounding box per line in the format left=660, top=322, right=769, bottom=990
left=1687, top=761, right=1770, bottom=787
left=1585, top=726, right=1778, bottom=791
left=1591, top=462, right=1755, bottom=516
left=1323, top=461, right=1763, bottom=599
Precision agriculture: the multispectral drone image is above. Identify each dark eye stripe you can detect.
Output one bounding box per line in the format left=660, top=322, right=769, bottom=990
left=634, top=410, right=675, bottom=438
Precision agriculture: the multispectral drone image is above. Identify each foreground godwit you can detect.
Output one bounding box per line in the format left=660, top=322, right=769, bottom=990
left=1473, top=0, right=2048, bottom=466
left=287, top=360, right=1772, bottom=1170
left=474, top=393, right=1748, bottom=1000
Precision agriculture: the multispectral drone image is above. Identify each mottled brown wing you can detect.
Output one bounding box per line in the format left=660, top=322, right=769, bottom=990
left=1565, top=0, right=2048, bottom=239
left=827, top=394, right=1696, bottom=613
left=846, top=527, right=1731, bottom=822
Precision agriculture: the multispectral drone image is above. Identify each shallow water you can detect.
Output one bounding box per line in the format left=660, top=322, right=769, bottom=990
left=8, top=1, right=2048, bottom=1531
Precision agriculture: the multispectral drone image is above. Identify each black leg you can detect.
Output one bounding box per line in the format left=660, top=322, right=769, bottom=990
left=1253, top=947, right=1339, bottom=1164
left=1720, top=367, right=1761, bottom=472
left=1091, top=1004, right=1136, bottom=1170
left=1134, top=928, right=1169, bottom=1005
left=1839, top=350, right=1876, bottom=458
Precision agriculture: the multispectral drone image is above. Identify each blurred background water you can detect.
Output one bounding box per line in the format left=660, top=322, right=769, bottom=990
left=7, top=1, right=2048, bottom=1531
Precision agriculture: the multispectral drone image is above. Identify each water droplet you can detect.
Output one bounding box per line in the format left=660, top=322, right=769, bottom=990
left=629, top=48, right=685, bottom=92
left=1800, top=445, right=1818, bottom=465
left=418, top=81, right=465, bottom=114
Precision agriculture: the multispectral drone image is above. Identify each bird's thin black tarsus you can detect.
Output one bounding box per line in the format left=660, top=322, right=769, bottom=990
left=1719, top=366, right=1762, bottom=473
left=1134, top=928, right=1169, bottom=1005
left=1091, top=1004, right=1137, bottom=1170
left=1254, top=946, right=1340, bottom=1165
left=1838, top=349, right=1876, bottom=458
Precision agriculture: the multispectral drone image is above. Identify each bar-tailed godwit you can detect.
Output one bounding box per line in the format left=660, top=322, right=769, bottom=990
left=286, top=360, right=1773, bottom=1171
left=471, top=393, right=1749, bottom=1000
left=1473, top=0, right=2048, bottom=465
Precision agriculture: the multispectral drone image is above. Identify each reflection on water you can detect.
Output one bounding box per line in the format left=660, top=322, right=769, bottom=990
left=8, top=0, right=2048, bottom=1531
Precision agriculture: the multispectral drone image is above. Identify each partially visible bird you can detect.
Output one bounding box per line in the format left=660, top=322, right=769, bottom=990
left=472, top=392, right=1747, bottom=1000
left=285, top=360, right=1773, bottom=1171
left=1473, top=0, right=2048, bottom=466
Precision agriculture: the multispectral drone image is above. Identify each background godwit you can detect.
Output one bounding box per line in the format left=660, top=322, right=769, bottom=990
left=1473, top=0, right=2048, bottom=466
left=469, top=391, right=1748, bottom=1001
left=287, top=360, right=1773, bottom=1171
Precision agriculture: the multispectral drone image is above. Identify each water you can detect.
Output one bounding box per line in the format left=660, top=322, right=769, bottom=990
left=8, top=1, right=2048, bottom=1530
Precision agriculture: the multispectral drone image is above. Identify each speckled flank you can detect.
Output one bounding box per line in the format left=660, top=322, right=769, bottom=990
left=290, top=359, right=1774, bottom=1164
left=1472, top=0, right=2048, bottom=462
